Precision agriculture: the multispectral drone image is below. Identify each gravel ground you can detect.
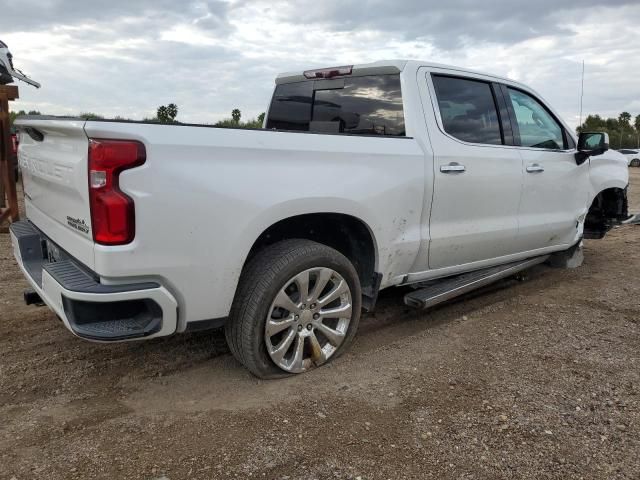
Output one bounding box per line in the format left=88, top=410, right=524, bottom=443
left=1, top=170, right=639, bottom=480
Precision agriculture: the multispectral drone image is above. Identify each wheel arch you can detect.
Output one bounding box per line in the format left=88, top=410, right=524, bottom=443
left=584, top=186, right=629, bottom=239
left=243, top=212, right=381, bottom=310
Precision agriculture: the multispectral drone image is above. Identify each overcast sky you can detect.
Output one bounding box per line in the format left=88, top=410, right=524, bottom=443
left=2, top=0, right=639, bottom=128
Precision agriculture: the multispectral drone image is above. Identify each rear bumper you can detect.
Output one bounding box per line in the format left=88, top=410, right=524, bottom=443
left=10, top=220, right=178, bottom=341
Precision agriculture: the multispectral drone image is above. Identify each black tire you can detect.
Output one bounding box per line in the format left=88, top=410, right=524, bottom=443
left=631, top=158, right=640, bottom=167
left=225, top=239, right=361, bottom=379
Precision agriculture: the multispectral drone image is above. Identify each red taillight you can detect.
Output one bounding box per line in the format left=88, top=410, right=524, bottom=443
left=11, top=134, right=18, bottom=155
left=303, top=65, right=353, bottom=79
left=88, top=139, right=145, bottom=245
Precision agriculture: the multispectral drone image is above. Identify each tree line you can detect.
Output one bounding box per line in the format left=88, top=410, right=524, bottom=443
left=9, top=104, right=266, bottom=129
left=578, top=112, right=640, bottom=150
left=9, top=104, right=640, bottom=149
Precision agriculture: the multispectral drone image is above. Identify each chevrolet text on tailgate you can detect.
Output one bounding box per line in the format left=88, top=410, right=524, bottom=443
left=11, top=60, right=630, bottom=378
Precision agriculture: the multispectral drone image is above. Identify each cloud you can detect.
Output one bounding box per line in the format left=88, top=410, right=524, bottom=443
left=0, top=0, right=232, bottom=32
left=2, top=0, right=639, bottom=128
left=244, top=0, right=636, bottom=48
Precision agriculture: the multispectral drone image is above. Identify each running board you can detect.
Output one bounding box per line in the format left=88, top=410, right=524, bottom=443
left=404, top=256, right=549, bottom=310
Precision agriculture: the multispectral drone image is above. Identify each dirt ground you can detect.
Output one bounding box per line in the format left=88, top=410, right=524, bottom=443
left=1, top=171, right=639, bottom=480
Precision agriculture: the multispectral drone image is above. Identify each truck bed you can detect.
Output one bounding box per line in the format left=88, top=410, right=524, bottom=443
left=15, top=117, right=427, bottom=327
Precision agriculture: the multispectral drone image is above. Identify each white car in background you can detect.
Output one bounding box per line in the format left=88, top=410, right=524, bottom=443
left=619, top=149, right=640, bottom=167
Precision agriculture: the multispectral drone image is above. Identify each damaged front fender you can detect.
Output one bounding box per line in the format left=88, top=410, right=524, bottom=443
left=584, top=187, right=631, bottom=239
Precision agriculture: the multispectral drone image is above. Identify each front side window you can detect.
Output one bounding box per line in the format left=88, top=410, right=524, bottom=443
left=432, top=75, right=503, bottom=145
left=266, top=74, right=405, bottom=136
left=507, top=89, right=564, bottom=149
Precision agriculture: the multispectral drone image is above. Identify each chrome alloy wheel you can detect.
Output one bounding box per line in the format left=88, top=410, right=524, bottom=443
left=264, top=267, right=353, bottom=373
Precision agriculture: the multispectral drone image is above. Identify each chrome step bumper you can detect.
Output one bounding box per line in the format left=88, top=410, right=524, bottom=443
left=9, top=220, right=178, bottom=342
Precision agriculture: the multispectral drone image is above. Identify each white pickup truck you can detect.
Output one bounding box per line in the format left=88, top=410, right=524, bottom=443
left=11, top=60, right=630, bottom=378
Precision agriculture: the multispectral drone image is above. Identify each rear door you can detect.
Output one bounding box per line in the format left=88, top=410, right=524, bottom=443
left=16, top=119, right=95, bottom=268
left=425, top=71, right=523, bottom=269
left=502, top=86, right=589, bottom=251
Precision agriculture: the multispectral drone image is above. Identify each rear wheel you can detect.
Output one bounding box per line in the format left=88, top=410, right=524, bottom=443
left=226, top=239, right=361, bottom=378
left=631, top=158, right=640, bottom=167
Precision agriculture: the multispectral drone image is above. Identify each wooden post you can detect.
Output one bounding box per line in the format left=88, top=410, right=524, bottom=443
left=0, top=90, right=5, bottom=210
left=0, top=84, right=20, bottom=225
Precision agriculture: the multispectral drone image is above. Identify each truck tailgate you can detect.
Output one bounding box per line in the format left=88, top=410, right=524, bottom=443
left=16, top=119, right=95, bottom=269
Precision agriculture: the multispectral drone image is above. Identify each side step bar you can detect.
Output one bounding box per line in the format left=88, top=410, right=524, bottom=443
left=404, top=256, right=549, bottom=310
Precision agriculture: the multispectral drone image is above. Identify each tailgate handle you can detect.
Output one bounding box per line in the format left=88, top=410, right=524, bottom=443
left=24, top=127, right=44, bottom=142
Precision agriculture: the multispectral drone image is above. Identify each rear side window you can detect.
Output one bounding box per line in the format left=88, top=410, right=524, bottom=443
left=266, top=74, right=405, bottom=136
left=432, top=75, right=502, bottom=145
left=507, top=88, right=564, bottom=150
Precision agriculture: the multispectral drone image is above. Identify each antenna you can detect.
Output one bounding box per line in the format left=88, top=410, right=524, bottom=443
left=578, top=60, right=585, bottom=128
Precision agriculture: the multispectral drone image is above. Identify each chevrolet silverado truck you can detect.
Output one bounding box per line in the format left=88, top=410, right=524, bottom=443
left=11, top=60, right=630, bottom=378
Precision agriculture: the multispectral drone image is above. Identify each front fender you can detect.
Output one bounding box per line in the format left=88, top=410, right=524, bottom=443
left=588, top=151, right=629, bottom=202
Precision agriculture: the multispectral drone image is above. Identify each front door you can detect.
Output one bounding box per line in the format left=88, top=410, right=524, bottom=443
left=503, top=86, right=589, bottom=251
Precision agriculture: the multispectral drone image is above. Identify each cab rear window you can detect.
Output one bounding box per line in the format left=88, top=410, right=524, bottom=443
left=266, top=74, right=405, bottom=136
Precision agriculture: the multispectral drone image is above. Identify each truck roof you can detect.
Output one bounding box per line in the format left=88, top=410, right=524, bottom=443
left=275, top=59, right=516, bottom=85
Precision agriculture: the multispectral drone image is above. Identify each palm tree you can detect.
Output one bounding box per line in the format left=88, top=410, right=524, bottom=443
left=618, top=111, right=631, bottom=127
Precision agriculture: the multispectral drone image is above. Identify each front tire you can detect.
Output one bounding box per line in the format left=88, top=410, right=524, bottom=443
left=631, top=158, right=640, bottom=167
left=226, top=239, right=361, bottom=379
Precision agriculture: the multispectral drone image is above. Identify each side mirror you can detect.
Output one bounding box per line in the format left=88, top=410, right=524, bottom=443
left=575, top=132, right=609, bottom=165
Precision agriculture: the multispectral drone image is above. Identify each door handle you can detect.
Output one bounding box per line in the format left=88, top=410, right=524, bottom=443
left=526, top=164, right=544, bottom=173
left=440, top=162, right=466, bottom=173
